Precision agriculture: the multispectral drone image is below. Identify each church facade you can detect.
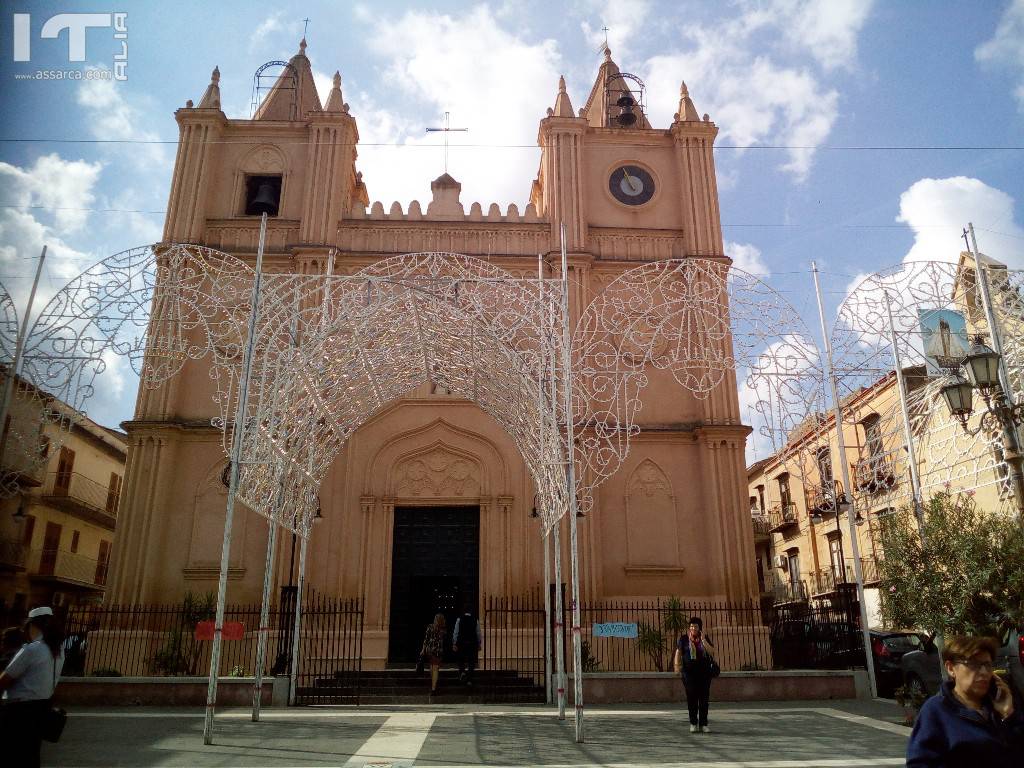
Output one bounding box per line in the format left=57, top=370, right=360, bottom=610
left=106, top=41, right=758, bottom=666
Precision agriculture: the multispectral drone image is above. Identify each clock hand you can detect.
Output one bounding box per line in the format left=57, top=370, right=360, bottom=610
left=621, top=168, right=642, bottom=194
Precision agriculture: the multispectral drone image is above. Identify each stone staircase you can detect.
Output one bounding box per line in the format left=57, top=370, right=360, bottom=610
left=296, top=667, right=546, bottom=705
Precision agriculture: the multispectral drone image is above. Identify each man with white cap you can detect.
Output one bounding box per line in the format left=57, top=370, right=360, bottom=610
left=0, top=606, right=65, bottom=767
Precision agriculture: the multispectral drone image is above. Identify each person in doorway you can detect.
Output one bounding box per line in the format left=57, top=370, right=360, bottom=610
left=0, top=607, right=65, bottom=768
left=421, top=613, right=446, bottom=696
left=673, top=616, right=716, bottom=734
left=906, top=635, right=1023, bottom=767
left=453, top=604, right=482, bottom=686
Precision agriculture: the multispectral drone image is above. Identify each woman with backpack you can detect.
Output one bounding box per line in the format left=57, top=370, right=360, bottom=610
left=0, top=606, right=65, bottom=767
left=673, top=615, right=718, bottom=734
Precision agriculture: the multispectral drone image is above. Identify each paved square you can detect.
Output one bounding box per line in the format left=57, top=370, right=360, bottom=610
left=46, top=701, right=910, bottom=767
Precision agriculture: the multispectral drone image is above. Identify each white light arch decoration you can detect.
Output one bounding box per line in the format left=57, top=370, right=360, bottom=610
left=0, top=244, right=255, bottom=498
left=571, top=257, right=826, bottom=494
left=830, top=259, right=1021, bottom=514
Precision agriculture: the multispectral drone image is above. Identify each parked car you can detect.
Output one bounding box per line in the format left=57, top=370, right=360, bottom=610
left=902, top=624, right=1024, bottom=701
left=770, top=618, right=922, bottom=696
left=818, top=627, right=925, bottom=697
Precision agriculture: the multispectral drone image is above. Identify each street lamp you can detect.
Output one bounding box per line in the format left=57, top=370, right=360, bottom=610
left=939, top=336, right=1024, bottom=518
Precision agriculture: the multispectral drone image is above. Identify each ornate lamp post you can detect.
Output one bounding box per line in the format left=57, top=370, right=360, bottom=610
left=939, top=337, right=1024, bottom=520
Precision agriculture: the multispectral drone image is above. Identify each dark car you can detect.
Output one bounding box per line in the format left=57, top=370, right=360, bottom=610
left=902, top=625, right=1024, bottom=700
left=771, top=620, right=923, bottom=697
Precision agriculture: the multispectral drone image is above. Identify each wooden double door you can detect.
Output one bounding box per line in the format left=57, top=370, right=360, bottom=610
left=387, top=506, right=480, bottom=663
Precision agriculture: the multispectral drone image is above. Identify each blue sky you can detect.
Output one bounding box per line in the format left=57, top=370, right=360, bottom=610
left=1, top=0, right=1023, bottom=431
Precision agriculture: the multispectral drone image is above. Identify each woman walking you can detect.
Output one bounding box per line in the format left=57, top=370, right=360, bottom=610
left=0, top=607, right=65, bottom=767
left=673, top=616, right=717, bottom=734
left=420, top=613, right=447, bottom=696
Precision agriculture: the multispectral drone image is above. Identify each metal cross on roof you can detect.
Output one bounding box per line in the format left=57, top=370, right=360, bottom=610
left=425, top=112, right=468, bottom=174
left=303, top=17, right=310, bottom=36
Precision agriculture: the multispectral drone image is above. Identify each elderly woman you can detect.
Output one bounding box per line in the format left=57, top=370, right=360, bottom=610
left=0, top=607, right=65, bottom=768
left=907, top=634, right=1024, bottom=767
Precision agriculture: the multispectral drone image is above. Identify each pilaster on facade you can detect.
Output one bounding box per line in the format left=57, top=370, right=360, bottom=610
left=164, top=108, right=228, bottom=244
left=670, top=120, right=723, bottom=257
left=538, top=115, right=588, bottom=252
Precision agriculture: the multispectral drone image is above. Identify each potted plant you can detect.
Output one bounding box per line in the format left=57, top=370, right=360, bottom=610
left=893, top=683, right=928, bottom=726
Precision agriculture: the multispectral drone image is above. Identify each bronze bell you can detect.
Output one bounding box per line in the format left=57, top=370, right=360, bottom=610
left=616, top=94, right=637, bottom=126
left=249, top=181, right=279, bottom=215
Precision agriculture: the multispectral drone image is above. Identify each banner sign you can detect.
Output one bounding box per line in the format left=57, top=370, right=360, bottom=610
left=592, top=622, right=638, bottom=638
left=195, top=620, right=244, bottom=641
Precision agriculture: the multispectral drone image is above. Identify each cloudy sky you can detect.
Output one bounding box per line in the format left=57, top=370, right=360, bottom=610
left=1, top=0, right=1023, bottom=434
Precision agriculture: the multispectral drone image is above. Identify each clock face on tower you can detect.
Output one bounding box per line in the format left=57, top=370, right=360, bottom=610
left=609, top=164, right=655, bottom=206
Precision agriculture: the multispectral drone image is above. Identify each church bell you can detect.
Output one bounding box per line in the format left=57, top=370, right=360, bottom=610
left=616, top=94, right=637, bottom=126
left=249, top=181, right=279, bottom=215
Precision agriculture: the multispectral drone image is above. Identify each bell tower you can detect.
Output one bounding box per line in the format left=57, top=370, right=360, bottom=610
left=535, top=46, right=724, bottom=260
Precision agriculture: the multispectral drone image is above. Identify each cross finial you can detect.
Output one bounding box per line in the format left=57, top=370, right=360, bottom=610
left=303, top=17, right=311, bottom=37
left=601, top=25, right=609, bottom=47
left=425, top=111, right=468, bottom=174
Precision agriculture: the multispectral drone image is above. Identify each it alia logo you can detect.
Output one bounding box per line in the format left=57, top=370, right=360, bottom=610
left=12, top=12, right=127, bottom=80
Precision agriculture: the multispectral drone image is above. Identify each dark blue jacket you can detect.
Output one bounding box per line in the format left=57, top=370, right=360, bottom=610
left=906, top=681, right=1024, bottom=767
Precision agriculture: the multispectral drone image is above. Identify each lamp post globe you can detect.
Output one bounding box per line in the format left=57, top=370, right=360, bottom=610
left=940, top=375, right=975, bottom=423
left=962, top=339, right=1001, bottom=394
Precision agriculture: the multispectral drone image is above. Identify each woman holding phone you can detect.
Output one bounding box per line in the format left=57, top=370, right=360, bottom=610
left=673, top=616, right=716, bottom=734
left=906, top=635, right=1024, bottom=767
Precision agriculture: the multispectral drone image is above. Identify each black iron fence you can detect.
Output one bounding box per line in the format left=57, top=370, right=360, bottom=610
left=481, top=592, right=546, bottom=689
left=293, top=595, right=364, bottom=705
left=59, top=596, right=363, bottom=683
left=30, top=593, right=861, bottom=689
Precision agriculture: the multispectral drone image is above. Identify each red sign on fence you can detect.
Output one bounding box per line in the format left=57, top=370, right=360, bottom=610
left=195, top=621, right=244, bottom=641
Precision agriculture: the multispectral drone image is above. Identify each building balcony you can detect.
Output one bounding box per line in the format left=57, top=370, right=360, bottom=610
left=0, top=537, right=26, bottom=571
left=751, top=513, right=771, bottom=541
left=27, top=548, right=107, bottom=590
left=853, top=455, right=898, bottom=493
left=768, top=576, right=808, bottom=604
left=810, top=558, right=881, bottom=596
left=807, top=480, right=847, bottom=516
left=767, top=503, right=799, bottom=533
left=40, top=472, right=118, bottom=530
left=851, top=556, right=881, bottom=585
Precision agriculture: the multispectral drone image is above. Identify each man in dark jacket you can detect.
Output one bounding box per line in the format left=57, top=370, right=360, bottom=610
left=453, top=606, right=482, bottom=686
left=906, top=635, right=1024, bottom=767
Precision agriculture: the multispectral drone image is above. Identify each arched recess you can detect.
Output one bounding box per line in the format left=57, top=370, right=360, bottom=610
left=624, top=459, right=680, bottom=568
left=185, top=458, right=247, bottom=578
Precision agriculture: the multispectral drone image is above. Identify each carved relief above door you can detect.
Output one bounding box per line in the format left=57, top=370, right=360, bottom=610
left=392, top=445, right=481, bottom=498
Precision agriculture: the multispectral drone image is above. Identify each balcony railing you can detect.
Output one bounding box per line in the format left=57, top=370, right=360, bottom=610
left=0, top=537, right=26, bottom=570
left=751, top=513, right=771, bottom=539
left=850, top=556, right=881, bottom=585
left=853, top=455, right=897, bottom=493
left=40, top=471, right=119, bottom=528
left=810, top=557, right=881, bottom=594
left=27, top=547, right=106, bottom=589
left=766, top=575, right=808, bottom=604
left=767, top=503, right=799, bottom=533
left=807, top=480, right=846, bottom=514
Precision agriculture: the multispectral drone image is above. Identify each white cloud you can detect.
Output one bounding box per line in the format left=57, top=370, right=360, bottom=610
left=251, top=12, right=283, bottom=51
left=579, top=0, right=651, bottom=61
left=0, top=154, right=101, bottom=232
left=727, top=240, right=770, bottom=277
left=76, top=74, right=168, bottom=170
left=769, top=0, right=875, bottom=71
left=896, top=176, right=1024, bottom=269
left=975, top=0, right=1024, bottom=111
left=642, top=4, right=848, bottom=182
left=350, top=5, right=560, bottom=208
